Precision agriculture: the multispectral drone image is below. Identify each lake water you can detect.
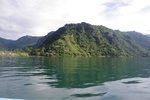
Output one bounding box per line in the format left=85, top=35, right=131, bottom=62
left=0, top=57, right=150, bottom=100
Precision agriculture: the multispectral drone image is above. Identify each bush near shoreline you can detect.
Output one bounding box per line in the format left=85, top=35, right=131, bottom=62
left=0, top=51, right=29, bottom=57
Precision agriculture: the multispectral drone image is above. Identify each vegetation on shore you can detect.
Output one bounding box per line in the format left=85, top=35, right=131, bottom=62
left=1, top=22, right=150, bottom=57
left=0, top=51, right=29, bottom=57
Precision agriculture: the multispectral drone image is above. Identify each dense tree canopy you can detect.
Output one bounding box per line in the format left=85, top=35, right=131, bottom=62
left=33, top=22, right=150, bottom=57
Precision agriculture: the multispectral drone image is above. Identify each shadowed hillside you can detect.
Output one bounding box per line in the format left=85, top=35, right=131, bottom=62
left=0, top=36, right=41, bottom=51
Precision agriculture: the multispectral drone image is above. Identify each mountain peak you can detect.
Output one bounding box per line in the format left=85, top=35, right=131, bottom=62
left=36, top=23, right=150, bottom=57
left=0, top=36, right=41, bottom=51
left=1, top=22, right=150, bottom=57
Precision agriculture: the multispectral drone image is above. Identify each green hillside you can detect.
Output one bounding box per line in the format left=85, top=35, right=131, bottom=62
left=0, top=37, right=14, bottom=51
left=35, top=31, right=54, bottom=47
left=0, top=36, right=41, bottom=51
left=33, top=22, right=150, bottom=57
left=13, top=35, right=41, bottom=49
left=124, top=31, right=150, bottom=50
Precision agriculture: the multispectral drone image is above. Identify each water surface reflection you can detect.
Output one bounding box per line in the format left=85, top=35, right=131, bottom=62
left=0, top=57, right=150, bottom=100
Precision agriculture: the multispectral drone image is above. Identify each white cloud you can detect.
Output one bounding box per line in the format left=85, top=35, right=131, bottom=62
left=0, top=0, right=150, bottom=40
left=100, top=0, right=150, bottom=34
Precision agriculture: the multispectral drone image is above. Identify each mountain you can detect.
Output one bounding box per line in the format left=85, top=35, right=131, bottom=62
left=35, top=22, right=150, bottom=57
left=124, top=31, right=150, bottom=50
left=0, top=37, right=13, bottom=51
left=146, top=35, right=150, bottom=39
left=13, top=35, right=42, bottom=49
left=35, top=31, right=54, bottom=47
left=0, top=36, right=41, bottom=51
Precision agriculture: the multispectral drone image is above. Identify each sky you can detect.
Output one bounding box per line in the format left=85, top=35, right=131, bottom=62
left=0, top=0, right=150, bottom=40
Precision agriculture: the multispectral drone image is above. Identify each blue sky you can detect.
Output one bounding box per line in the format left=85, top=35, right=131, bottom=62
left=0, top=0, right=150, bottom=40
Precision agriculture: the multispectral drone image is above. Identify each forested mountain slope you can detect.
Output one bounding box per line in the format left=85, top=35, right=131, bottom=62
left=0, top=36, right=41, bottom=51
left=35, top=22, right=150, bottom=57
left=124, top=31, right=150, bottom=50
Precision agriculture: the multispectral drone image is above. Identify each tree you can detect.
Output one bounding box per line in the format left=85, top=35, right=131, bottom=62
left=40, top=47, right=45, bottom=56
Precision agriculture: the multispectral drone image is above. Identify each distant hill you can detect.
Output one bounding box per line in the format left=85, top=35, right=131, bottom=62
left=1, top=22, right=150, bottom=57
left=0, top=36, right=41, bottom=51
left=35, top=31, right=54, bottom=47
left=13, top=35, right=42, bottom=49
left=124, top=31, right=150, bottom=50
left=0, top=37, right=13, bottom=51
left=146, top=35, right=150, bottom=39
left=34, top=22, right=150, bottom=57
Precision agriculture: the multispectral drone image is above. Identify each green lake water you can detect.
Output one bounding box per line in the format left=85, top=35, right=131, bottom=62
left=0, top=57, right=150, bottom=100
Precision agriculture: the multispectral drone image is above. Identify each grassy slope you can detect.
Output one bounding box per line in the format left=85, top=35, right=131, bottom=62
left=39, top=22, right=150, bottom=57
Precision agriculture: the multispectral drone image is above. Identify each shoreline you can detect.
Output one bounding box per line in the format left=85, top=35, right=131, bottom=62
left=0, top=51, right=29, bottom=57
